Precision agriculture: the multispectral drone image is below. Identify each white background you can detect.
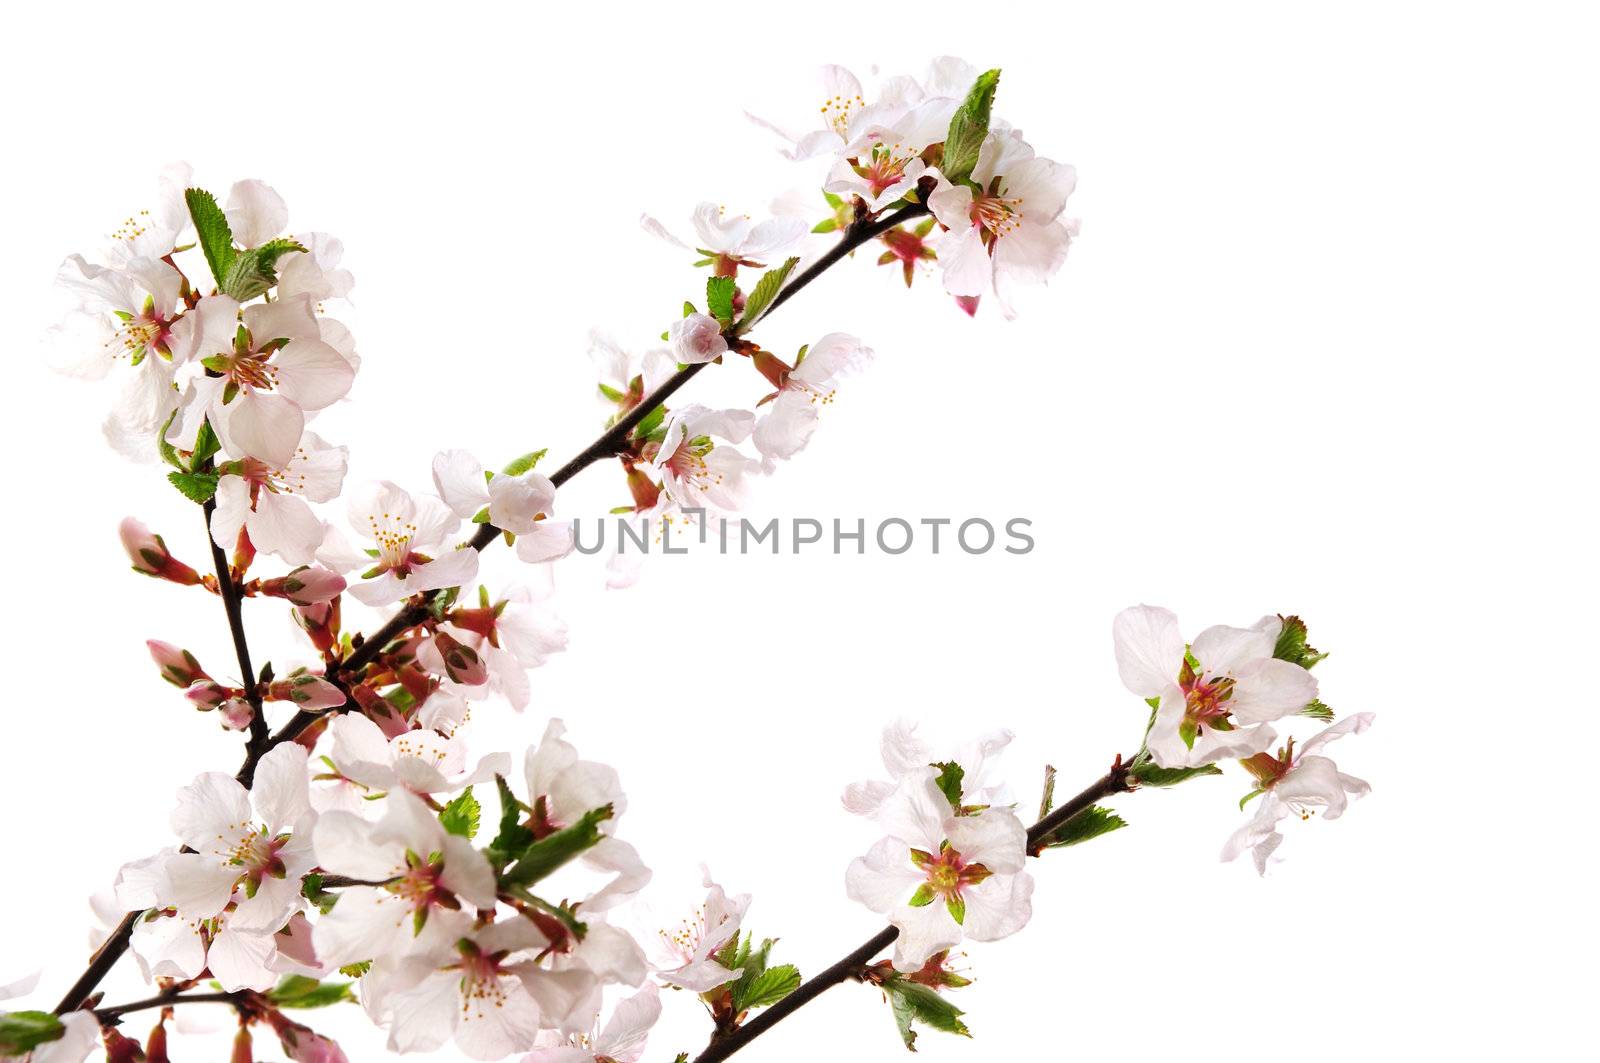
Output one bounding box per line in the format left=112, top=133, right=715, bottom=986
left=3, top=2, right=1596, bottom=1060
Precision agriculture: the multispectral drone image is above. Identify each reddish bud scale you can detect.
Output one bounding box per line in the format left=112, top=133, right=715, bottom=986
left=145, top=1015, right=170, bottom=1063
left=232, top=526, right=256, bottom=577
left=103, top=1027, right=147, bottom=1063
left=231, top=1026, right=254, bottom=1063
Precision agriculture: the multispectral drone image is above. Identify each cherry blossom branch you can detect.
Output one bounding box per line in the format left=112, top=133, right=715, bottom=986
left=236, top=199, right=932, bottom=782
left=202, top=497, right=267, bottom=755
left=51, top=200, right=933, bottom=1019
left=94, top=989, right=241, bottom=1023
left=691, top=755, right=1134, bottom=1063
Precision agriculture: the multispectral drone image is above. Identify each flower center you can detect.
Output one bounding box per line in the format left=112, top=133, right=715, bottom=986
left=820, top=91, right=865, bottom=136
left=971, top=192, right=1024, bottom=241
left=908, top=842, right=992, bottom=923
left=367, top=512, right=419, bottom=569
left=108, top=307, right=172, bottom=363
left=216, top=825, right=289, bottom=897
left=663, top=435, right=724, bottom=492
left=452, top=942, right=513, bottom=1020
left=852, top=141, right=915, bottom=197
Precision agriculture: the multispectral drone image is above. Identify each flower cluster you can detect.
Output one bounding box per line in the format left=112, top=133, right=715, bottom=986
left=0, top=57, right=1377, bottom=1063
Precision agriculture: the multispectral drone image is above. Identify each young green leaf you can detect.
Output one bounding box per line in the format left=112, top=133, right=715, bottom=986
left=0, top=1011, right=66, bottom=1054
left=487, top=774, right=534, bottom=869
left=185, top=187, right=236, bottom=288
left=440, top=787, right=481, bottom=839
left=941, top=69, right=1002, bottom=185
left=1273, top=615, right=1328, bottom=669
left=1040, top=804, right=1127, bottom=848
left=499, top=805, right=614, bottom=887
left=932, top=761, right=965, bottom=811
left=1128, top=762, right=1224, bottom=788
left=222, top=238, right=308, bottom=301
left=706, top=275, right=737, bottom=329
left=501, top=449, right=548, bottom=476
left=736, top=257, right=800, bottom=334
left=265, top=974, right=355, bottom=1009
left=168, top=469, right=220, bottom=504
left=1299, top=699, right=1336, bottom=721
left=885, top=977, right=971, bottom=1050
left=735, top=963, right=801, bottom=1010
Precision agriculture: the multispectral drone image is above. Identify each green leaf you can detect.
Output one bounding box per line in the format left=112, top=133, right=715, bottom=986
left=222, top=238, right=308, bottom=301
left=735, top=257, right=800, bottom=335
left=706, top=275, right=737, bottom=329
left=931, top=761, right=965, bottom=811
left=501, top=883, right=589, bottom=940
left=735, top=963, right=801, bottom=1011
left=1299, top=699, right=1336, bottom=721
left=339, top=960, right=372, bottom=978
left=885, top=977, right=970, bottom=1050
left=265, top=974, right=355, bottom=1009
left=190, top=419, right=221, bottom=469
left=500, top=805, right=613, bottom=887
left=501, top=449, right=548, bottom=477
left=168, top=469, right=220, bottom=503
left=185, top=188, right=236, bottom=288
left=811, top=218, right=839, bottom=233
left=1128, top=762, right=1223, bottom=788
left=300, top=873, right=339, bottom=914
left=1273, top=615, right=1328, bottom=669
left=0, top=1011, right=65, bottom=1054
left=440, top=787, right=481, bottom=839
left=632, top=404, right=666, bottom=440
left=487, top=774, right=533, bottom=869
left=1041, top=804, right=1127, bottom=849
left=941, top=69, right=1001, bottom=185
left=158, top=409, right=184, bottom=469
left=907, top=883, right=936, bottom=907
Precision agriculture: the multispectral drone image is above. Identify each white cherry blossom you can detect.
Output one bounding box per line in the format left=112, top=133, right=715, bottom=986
left=320, top=481, right=477, bottom=606
left=846, top=768, right=1033, bottom=972
left=650, top=405, right=759, bottom=511
left=1113, top=605, right=1319, bottom=769
left=842, top=718, right=1013, bottom=818
left=521, top=982, right=661, bottom=1063
left=1223, top=713, right=1376, bottom=874
left=208, top=430, right=348, bottom=564
left=751, top=332, right=872, bottom=468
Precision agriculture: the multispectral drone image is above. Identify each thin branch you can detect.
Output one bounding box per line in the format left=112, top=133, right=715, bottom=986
left=691, top=757, right=1134, bottom=1063
left=95, top=989, right=244, bottom=1023
left=57, top=198, right=931, bottom=1018
left=202, top=497, right=267, bottom=756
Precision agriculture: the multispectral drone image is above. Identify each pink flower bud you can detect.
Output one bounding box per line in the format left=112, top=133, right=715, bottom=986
left=419, top=631, right=488, bottom=686
left=669, top=312, right=730, bottom=364
left=294, top=599, right=342, bottom=654
left=261, top=566, right=346, bottom=606
left=184, top=680, right=235, bottom=710
left=147, top=640, right=209, bottom=687
left=266, top=1011, right=348, bottom=1063
left=219, top=698, right=255, bottom=731
left=267, top=672, right=346, bottom=711
left=952, top=294, right=981, bottom=317
left=120, top=517, right=202, bottom=585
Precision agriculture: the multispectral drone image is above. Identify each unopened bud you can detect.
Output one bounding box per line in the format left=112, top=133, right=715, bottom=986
left=669, top=311, right=729, bottom=364
left=294, top=598, right=342, bottom=654
left=231, top=1026, right=254, bottom=1063
left=147, top=640, right=209, bottom=687
left=262, top=566, right=347, bottom=606
left=120, top=517, right=202, bottom=585
left=420, top=631, right=488, bottom=686
left=265, top=1010, right=349, bottom=1063
left=267, top=672, right=346, bottom=711
left=219, top=698, right=255, bottom=731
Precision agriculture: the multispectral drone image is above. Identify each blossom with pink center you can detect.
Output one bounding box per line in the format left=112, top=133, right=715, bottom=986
left=641, top=202, right=806, bottom=274
left=746, top=64, right=926, bottom=162
left=927, top=128, right=1079, bottom=316
left=145, top=744, right=317, bottom=936
left=521, top=982, right=661, bottom=1063
left=750, top=332, right=872, bottom=468
left=166, top=293, right=356, bottom=468
left=207, top=431, right=348, bottom=565
left=650, top=405, right=759, bottom=511
left=311, top=788, right=497, bottom=967
left=440, top=582, right=569, bottom=711
left=1113, top=605, right=1320, bottom=769
left=361, top=919, right=549, bottom=1059
left=846, top=767, right=1033, bottom=972
left=317, top=481, right=478, bottom=607
left=1223, top=713, right=1376, bottom=874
